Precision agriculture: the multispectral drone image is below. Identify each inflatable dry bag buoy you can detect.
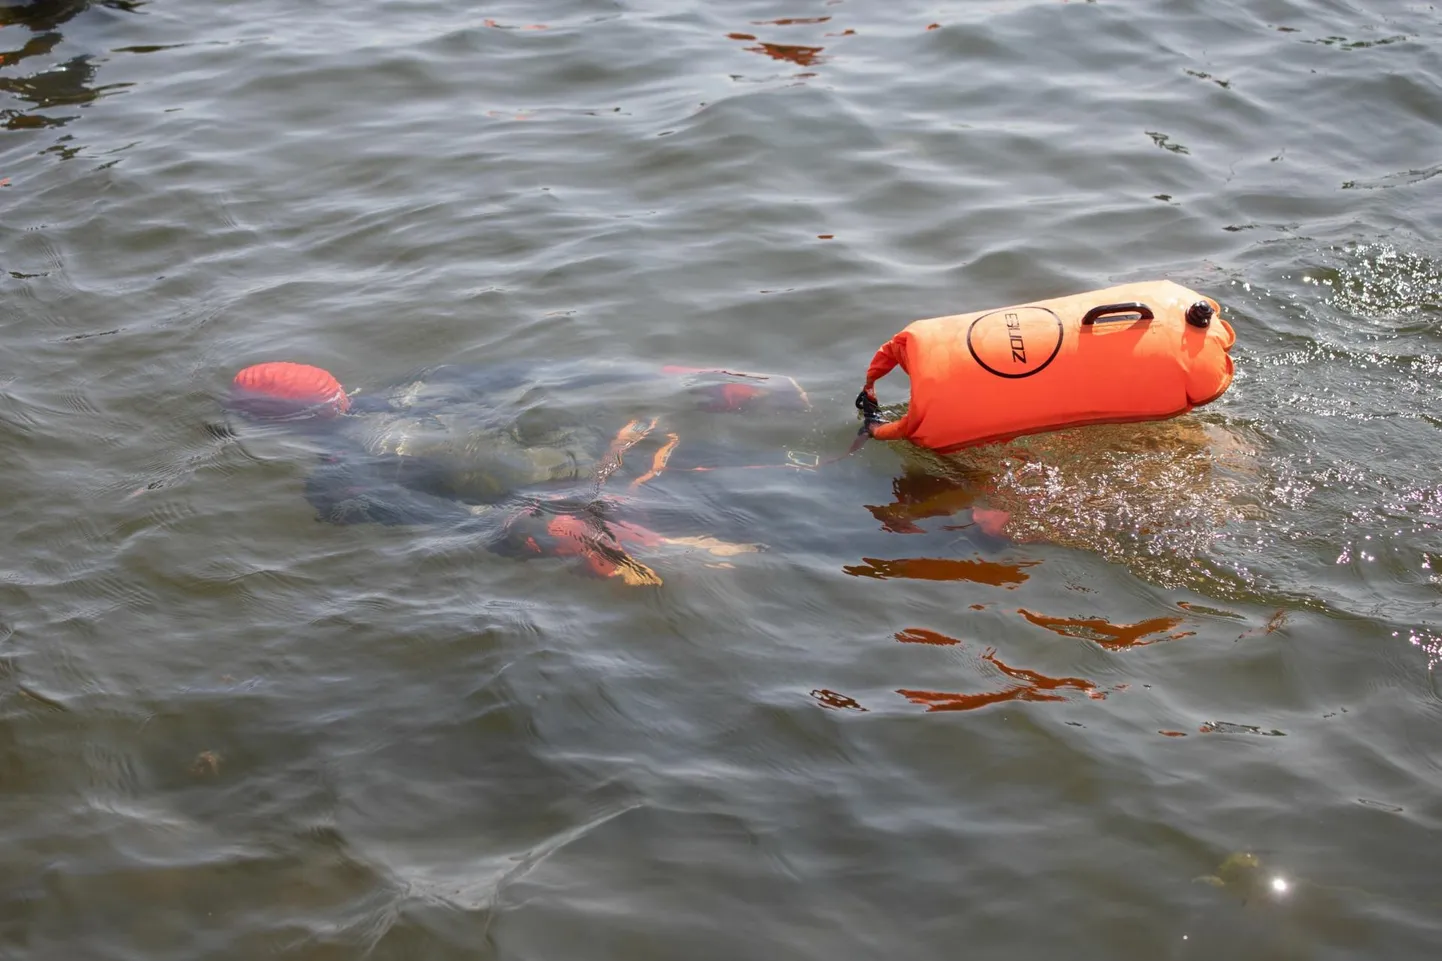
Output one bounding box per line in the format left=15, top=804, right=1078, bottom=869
left=858, top=280, right=1236, bottom=452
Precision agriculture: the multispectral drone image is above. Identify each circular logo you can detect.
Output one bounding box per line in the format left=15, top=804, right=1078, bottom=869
left=966, top=306, right=1064, bottom=379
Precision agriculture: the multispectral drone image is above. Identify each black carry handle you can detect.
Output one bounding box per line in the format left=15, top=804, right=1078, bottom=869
left=1081, top=302, right=1154, bottom=326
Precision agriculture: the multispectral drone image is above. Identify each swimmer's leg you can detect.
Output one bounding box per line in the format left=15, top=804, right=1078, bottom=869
left=544, top=514, right=663, bottom=587
left=502, top=502, right=758, bottom=585
left=607, top=516, right=761, bottom=559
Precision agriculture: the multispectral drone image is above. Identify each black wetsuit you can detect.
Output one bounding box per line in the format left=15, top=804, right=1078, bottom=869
left=279, top=361, right=811, bottom=567
left=297, top=363, right=623, bottom=528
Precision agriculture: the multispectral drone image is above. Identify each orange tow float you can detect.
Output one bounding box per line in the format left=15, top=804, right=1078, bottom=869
left=858, top=280, right=1236, bottom=452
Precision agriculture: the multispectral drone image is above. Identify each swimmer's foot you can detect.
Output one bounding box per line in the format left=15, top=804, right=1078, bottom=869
left=610, top=556, right=664, bottom=587
left=658, top=535, right=761, bottom=557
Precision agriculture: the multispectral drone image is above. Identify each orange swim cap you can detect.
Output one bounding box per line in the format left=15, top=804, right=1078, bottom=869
left=230, top=362, right=350, bottom=419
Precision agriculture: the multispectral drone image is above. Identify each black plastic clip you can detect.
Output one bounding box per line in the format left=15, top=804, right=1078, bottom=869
left=856, top=388, right=884, bottom=427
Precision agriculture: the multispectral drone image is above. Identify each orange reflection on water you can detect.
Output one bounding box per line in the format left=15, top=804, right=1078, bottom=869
left=1199, top=720, right=1285, bottom=736
left=845, top=556, right=1037, bottom=587
left=867, top=469, right=980, bottom=533
left=898, top=647, right=1103, bottom=713
left=1177, top=601, right=1242, bottom=617
left=744, top=42, right=826, bottom=66
left=1237, top=608, right=1288, bottom=641
left=811, top=689, right=866, bottom=711
left=482, top=19, right=549, bottom=29
left=1018, top=609, right=1194, bottom=649
left=896, top=627, right=962, bottom=646
left=751, top=17, right=832, bottom=25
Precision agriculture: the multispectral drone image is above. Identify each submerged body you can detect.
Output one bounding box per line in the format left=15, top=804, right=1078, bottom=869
left=229, top=360, right=809, bottom=583
left=302, top=364, right=611, bottom=524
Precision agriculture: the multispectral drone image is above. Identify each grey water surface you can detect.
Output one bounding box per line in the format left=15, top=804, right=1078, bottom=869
left=3, top=0, right=1442, bottom=958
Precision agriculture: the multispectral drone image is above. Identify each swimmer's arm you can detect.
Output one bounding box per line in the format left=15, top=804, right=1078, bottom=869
left=346, top=394, right=398, bottom=415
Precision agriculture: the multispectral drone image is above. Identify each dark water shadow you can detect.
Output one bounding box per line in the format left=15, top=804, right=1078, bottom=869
left=844, top=555, right=1036, bottom=587
left=0, top=0, right=142, bottom=133
left=1017, top=608, right=1195, bottom=650
left=897, top=644, right=1108, bottom=714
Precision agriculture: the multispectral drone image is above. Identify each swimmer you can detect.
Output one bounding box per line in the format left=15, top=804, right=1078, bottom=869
left=225, top=360, right=807, bottom=585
